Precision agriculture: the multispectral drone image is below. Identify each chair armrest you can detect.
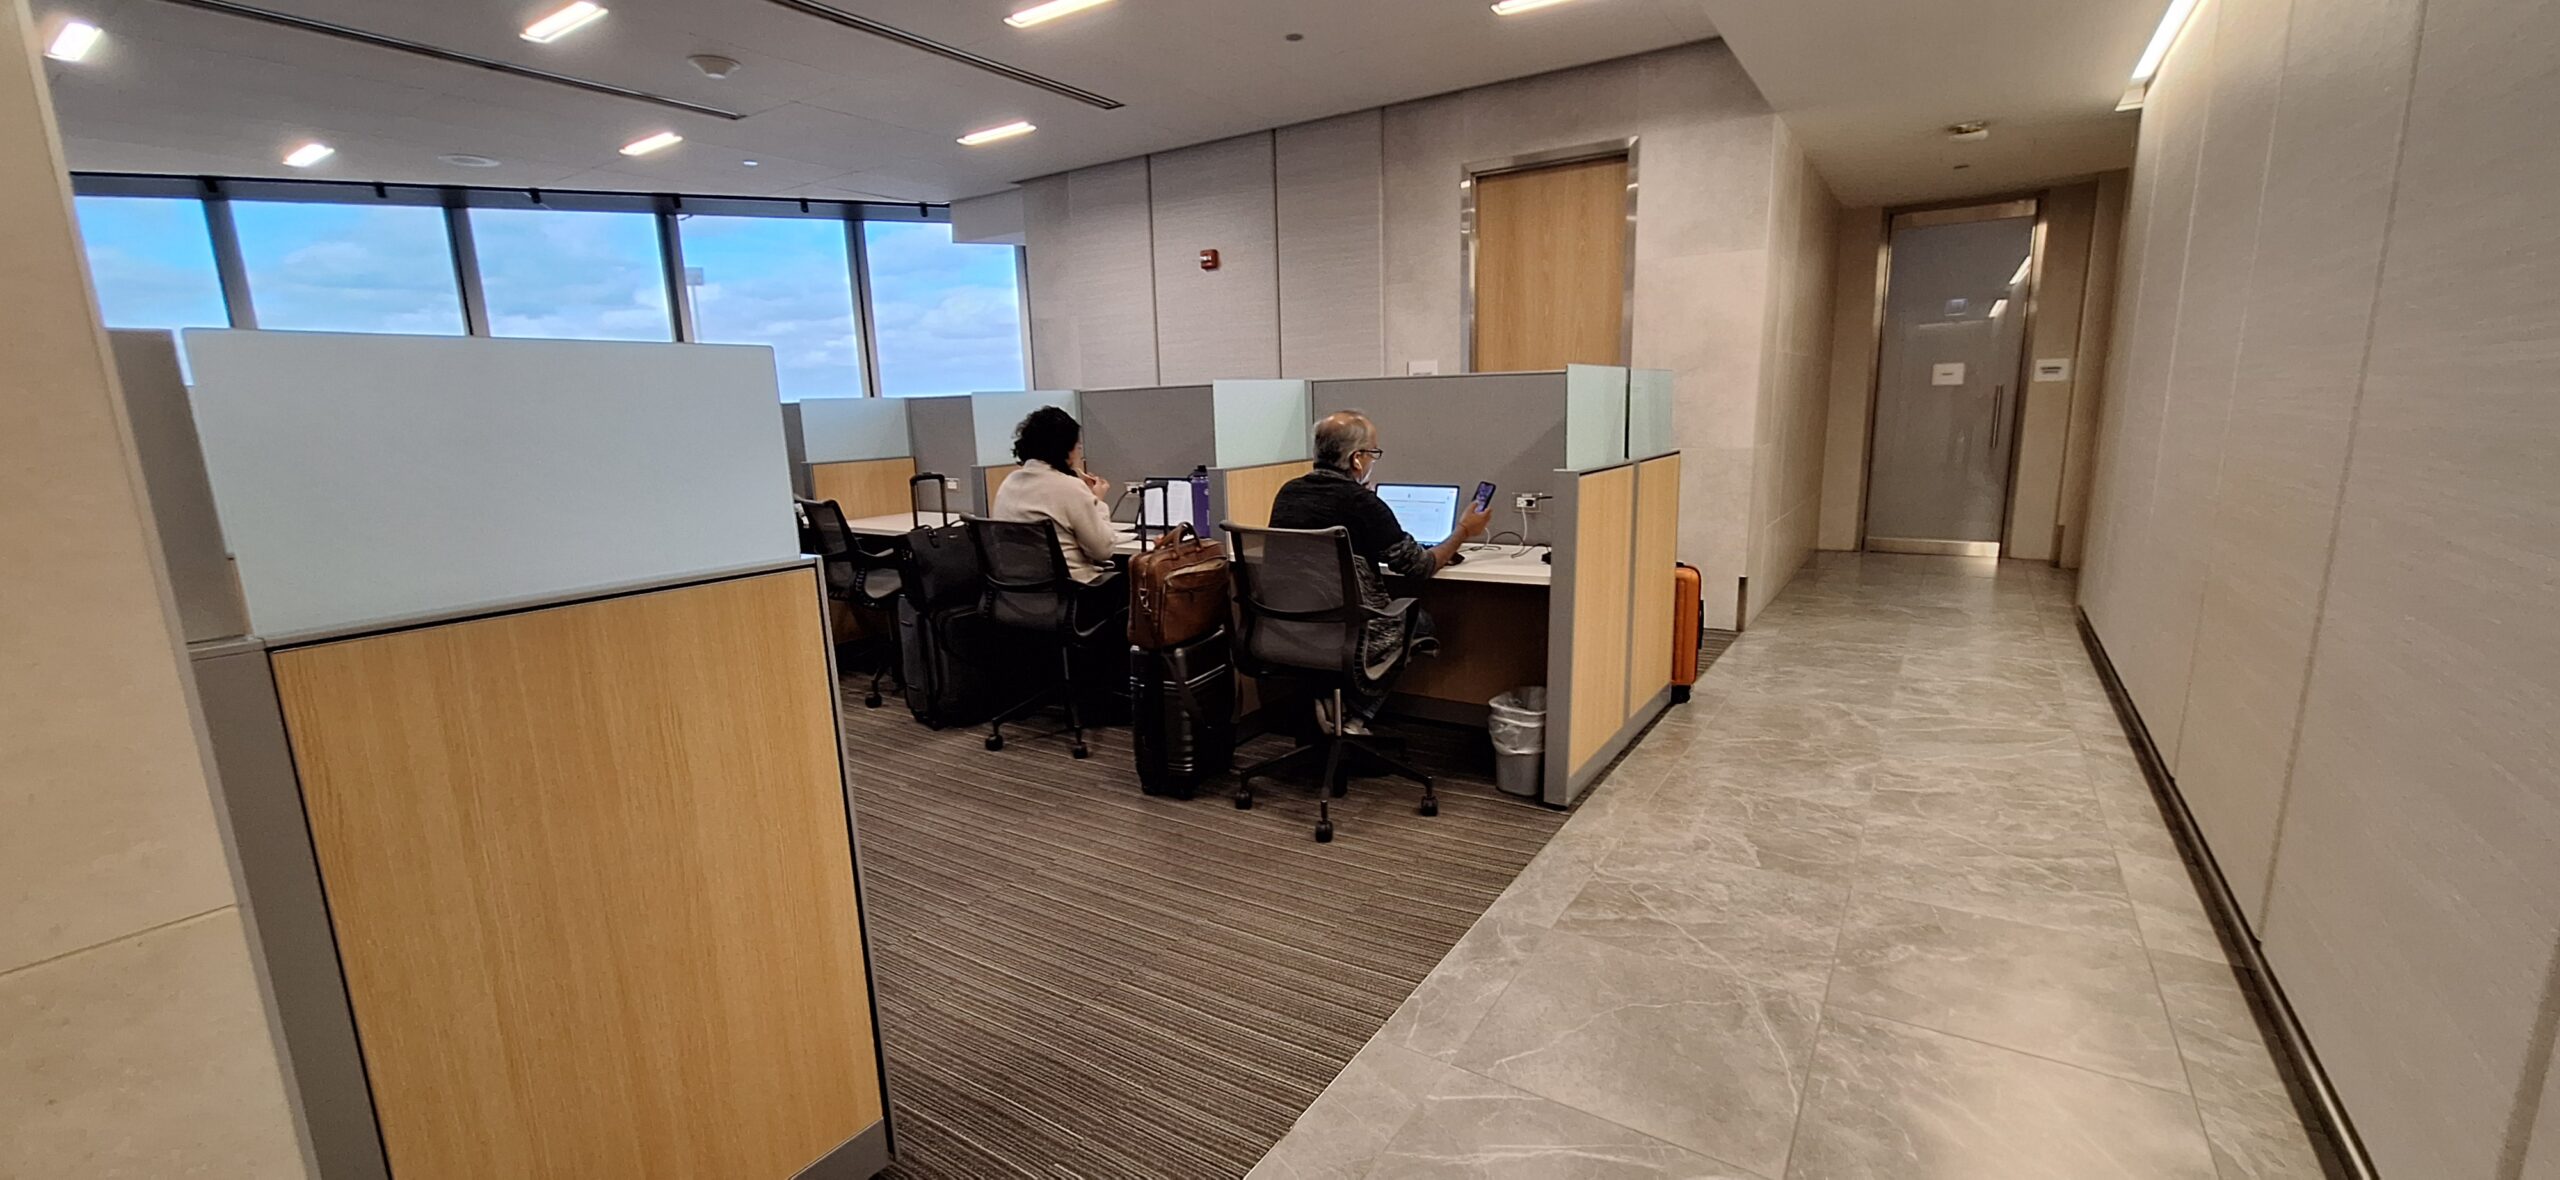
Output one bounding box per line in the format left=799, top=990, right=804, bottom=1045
left=1365, top=597, right=1419, bottom=621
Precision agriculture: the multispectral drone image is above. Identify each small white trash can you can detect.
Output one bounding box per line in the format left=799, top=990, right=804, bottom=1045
left=1487, top=687, right=1548, bottom=798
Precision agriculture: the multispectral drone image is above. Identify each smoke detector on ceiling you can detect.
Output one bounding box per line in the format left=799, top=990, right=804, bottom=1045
left=688, top=54, right=741, bottom=80
left=1947, top=121, right=1991, bottom=143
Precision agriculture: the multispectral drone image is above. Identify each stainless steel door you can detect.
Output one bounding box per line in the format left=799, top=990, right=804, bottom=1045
left=1863, top=208, right=2036, bottom=556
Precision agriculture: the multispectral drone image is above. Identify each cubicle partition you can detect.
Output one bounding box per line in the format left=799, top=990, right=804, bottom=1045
left=801, top=397, right=920, bottom=518
left=1544, top=448, right=1683, bottom=801
left=1308, top=372, right=1573, bottom=545
left=1079, top=384, right=1215, bottom=507
left=158, top=330, right=895, bottom=1179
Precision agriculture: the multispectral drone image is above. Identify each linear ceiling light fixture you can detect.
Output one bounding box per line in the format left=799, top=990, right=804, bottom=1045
left=138, top=0, right=741, bottom=119
left=283, top=141, right=335, bottom=167
left=757, top=0, right=1122, bottom=109
left=1490, top=0, right=1582, bottom=14
left=956, top=120, right=1035, bottom=146
left=47, top=19, right=105, bottom=61
left=1004, top=0, right=1112, bottom=28
left=521, top=1, right=608, bottom=43
left=2120, top=0, right=2207, bottom=110
left=620, top=131, right=683, bottom=155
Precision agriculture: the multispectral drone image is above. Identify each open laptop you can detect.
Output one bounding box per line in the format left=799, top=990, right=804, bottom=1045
left=1374, top=483, right=1462, bottom=546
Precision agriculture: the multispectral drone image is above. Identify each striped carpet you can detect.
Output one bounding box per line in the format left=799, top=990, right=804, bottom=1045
left=833, top=678, right=1570, bottom=1180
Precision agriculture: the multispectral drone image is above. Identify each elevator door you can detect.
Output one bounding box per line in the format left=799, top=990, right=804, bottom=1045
left=1863, top=209, right=2036, bottom=555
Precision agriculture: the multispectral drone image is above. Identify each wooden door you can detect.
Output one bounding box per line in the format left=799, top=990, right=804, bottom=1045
left=1471, top=155, right=1629, bottom=371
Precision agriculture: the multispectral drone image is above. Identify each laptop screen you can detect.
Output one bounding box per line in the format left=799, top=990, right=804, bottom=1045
left=1374, top=483, right=1462, bottom=546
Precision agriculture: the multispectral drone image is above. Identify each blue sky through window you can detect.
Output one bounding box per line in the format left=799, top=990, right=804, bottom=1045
left=232, top=202, right=465, bottom=335
left=863, top=221, right=1025, bottom=397
left=73, top=195, right=229, bottom=334
left=678, top=214, right=863, bottom=401
left=469, top=207, right=672, bottom=342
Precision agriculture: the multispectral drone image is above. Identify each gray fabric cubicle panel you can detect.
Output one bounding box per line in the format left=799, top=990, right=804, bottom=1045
left=1308, top=373, right=1570, bottom=544
left=1079, top=384, right=1215, bottom=494
left=905, top=395, right=977, bottom=483
left=779, top=401, right=810, bottom=497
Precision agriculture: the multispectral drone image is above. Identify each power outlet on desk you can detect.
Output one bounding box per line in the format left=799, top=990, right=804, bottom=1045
left=1513, top=493, right=1544, bottom=512
left=944, top=477, right=963, bottom=493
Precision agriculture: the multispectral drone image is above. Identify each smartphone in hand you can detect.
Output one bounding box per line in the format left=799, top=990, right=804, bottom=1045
left=1471, top=481, right=1498, bottom=513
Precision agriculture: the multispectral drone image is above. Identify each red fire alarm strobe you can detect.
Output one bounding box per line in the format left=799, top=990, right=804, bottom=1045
left=1199, top=249, right=1220, bottom=271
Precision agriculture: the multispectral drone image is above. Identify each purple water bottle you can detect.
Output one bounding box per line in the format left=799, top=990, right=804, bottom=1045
left=1189, top=465, right=1211, bottom=536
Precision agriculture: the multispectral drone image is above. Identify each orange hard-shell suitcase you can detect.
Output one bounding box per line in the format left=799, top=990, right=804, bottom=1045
left=1671, top=562, right=1704, bottom=703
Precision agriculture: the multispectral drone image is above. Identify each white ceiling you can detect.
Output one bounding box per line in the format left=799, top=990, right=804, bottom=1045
left=33, top=0, right=1716, bottom=202
left=1699, top=0, right=2159, bottom=206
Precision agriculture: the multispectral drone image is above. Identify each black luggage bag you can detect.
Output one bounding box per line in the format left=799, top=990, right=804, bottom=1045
left=899, top=598, right=995, bottom=729
left=1128, top=627, right=1236, bottom=798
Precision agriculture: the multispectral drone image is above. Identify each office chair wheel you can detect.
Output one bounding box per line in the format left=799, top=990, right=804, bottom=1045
left=1234, top=790, right=1254, bottom=810
left=864, top=692, right=883, bottom=708
left=1419, top=798, right=1439, bottom=818
left=1072, top=744, right=1090, bottom=760
left=985, top=735, right=1005, bottom=751
left=1329, top=779, right=1349, bottom=798
left=1314, top=820, right=1334, bottom=843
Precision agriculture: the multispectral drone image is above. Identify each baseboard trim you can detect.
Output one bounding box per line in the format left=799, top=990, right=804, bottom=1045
left=2075, top=610, right=2375, bottom=1180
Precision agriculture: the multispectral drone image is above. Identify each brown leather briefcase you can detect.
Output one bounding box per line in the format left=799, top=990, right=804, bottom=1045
left=1127, top=523, right=1230, bottom=651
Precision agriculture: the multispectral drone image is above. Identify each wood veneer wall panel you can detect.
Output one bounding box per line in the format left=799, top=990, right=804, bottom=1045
left=1567, top=466, right=1635, bottom=772
left=808, top=457, right=919, bottom=519
left=1219, top=461, right=1311, bottom=530
left=1629, top=455, right=1681, bottom=703
left=1473, top=157, right=1629, bottom=372
left=272, top=569, right=880, bottom=1179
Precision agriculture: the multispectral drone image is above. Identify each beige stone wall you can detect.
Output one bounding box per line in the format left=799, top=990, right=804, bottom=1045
left=0, top=1, right=306, bottom=1174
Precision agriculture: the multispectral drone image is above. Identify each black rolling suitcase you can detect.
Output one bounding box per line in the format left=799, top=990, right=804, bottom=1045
left=1129, top=627, right=1236, bottom=798
left=899, top=598, right=994, bottom=729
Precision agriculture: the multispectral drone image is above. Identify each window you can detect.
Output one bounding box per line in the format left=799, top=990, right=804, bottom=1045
left=861, top=221, right=1025, bottom=397
left=73, top=195, right=230, bottom=334
left=677, top=214, right=864, bottom=401
left=468, top=208, right=672, bottom=342
left=231, top=201, right=465, bottom=335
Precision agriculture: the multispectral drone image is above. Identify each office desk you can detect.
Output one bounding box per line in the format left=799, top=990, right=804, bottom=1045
left=1388, top=545, right=1553, bottom=728
left=835, top=512, right=1145, bottom=555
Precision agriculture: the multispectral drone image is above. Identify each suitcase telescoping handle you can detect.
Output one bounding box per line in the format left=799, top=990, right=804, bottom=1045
left=909, top=471, right=955, bottom=528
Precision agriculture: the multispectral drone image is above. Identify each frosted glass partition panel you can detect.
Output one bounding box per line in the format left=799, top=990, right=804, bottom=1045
left=183, top=330, right=796, bottom=637
left=1565, top=364, right=1631, bottom=470
left=1629, top=369, right=1674, bottom=457
left=971, top=390, right=1077, bottom=466
left=799, top=397, right=913, bottom=462
left=1213, top=379, right=1313, bottom=468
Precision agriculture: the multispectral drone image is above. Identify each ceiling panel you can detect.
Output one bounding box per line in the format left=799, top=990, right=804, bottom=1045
left=34, top=0, right=1715, bottom=201
left=1699, top=0, right=2159, bottom=205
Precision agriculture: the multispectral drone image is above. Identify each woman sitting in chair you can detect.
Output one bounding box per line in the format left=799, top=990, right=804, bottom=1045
left=991, top=405, right=1120, bottom=587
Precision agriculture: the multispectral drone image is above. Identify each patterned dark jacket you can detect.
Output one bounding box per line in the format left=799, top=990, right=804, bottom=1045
left=1268, top=466, right=1434, bottom=670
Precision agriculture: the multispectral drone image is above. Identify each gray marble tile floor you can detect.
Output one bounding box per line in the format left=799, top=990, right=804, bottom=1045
left=1249, top=554, right=2341, bottom=1180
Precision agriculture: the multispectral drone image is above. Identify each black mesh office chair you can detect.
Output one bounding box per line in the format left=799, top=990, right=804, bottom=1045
left=797, top=497, right=905, bottom=708
left=967, top=516, right=1123, bottom=759
left=1224, top=523, right=1437, bottom=843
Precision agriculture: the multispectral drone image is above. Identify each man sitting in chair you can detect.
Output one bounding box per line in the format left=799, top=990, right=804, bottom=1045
left=1268, top=410, right=1491, bottom=734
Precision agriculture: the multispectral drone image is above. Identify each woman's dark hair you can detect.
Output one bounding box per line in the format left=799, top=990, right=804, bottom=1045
left=1012, top=405, right=1082, bottom=471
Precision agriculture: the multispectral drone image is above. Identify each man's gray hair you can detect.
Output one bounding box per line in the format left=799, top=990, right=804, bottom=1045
left=1313, top=410, right=1376, bottom=472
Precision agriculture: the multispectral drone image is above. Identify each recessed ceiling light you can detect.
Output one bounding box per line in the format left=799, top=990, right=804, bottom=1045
left=742, top=159, right=760, bottom=167
left=47, top=20, right=103, bottom=62
left=522, top=1, right=607, bottom=43
left=620, top=131, right=683, bottom=156
left=1004, top=0, right=1112, bottom=28
left=440, top=153, right=502, bottom=167
left=1490, top=0, right=1580, bottom=14
left=957, top=120, right=1036, bottom=146
left=283, top=142, right=335, bottom=168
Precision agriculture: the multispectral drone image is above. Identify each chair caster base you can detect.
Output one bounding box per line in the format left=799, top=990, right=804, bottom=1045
left=1072, top=745, right=1090, bottom=759
left=1235, top=792, right=1254, bottom=810
left=1314, top=821, right=1334, bottom=843
left=1419, top=798, right=1439, bottom=817
left=864, top=694, right=883, bottom=709
left=985, top=736, right=1005, bottom=751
